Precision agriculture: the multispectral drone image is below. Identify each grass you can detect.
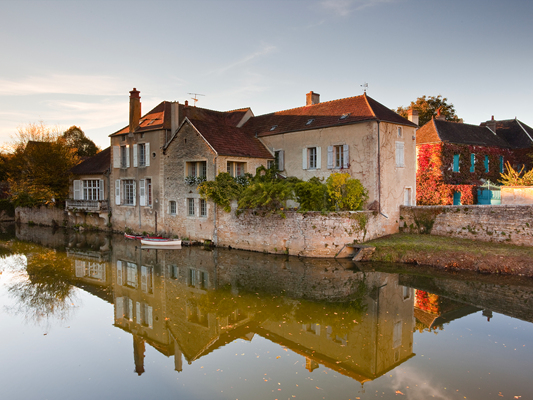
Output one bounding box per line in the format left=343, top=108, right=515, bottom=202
left=366, top=233, right=533, bottom=262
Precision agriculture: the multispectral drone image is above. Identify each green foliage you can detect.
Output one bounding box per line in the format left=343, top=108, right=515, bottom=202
left=238, top=180, right=294, bottom=216
left=499, top=162, right=533, bottom=186
left=198, top=172, right=248, bottom=212
left=396, top=95, right=461, bottom=126
left=294, top=177, right=329, bottom=211
left=326, top=173, right=368, bottom=211
left=62, top=126, right=99, bottom=157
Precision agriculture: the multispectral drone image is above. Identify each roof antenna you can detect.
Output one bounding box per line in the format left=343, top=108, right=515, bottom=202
left=188, top=93, right=205, bottom=107
left=361, top=82, right=368, bottom=93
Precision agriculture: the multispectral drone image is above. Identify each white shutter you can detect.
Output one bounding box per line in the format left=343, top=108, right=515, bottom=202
left=126, top=145, right=130, bottom=167
left=139, top=179, right=146, bottom=206
left=75, top=260, right=85, bottom=277
left=132, top=180, right=136, bottom=206
left=145, top=143, right=150, bottom=166
left=147, top=306, right=153, bottom=328
left=133, top=144, right=138, bottom=167
left=128, top=299, right=133, bottom=321
left=73, top=180, right=81, bottom=200
left=115, top=180, right=121, bottom=205
left=136, top=301, right=141, bottom=323
left=343, top=145, right=349, bottom=169
left=278, top=150, right=284, bottom=171
left=316, top=147, right=322, bottom=169
left=141, top=266, right=147, bottom=292
left=327, top=146, right=333, bottom=169
left=400, top=143, right=405, bottom=167
left=99, top=180, right=104, bottom=201
left=117, top=261, right=123, bottom=286
left=302, top=148, right=307, bottom=170
left=113, top=146, right=120, bottom=168
left=115, top=297, right=124, bottom=319
left=396, top=142, right=404, bottom=167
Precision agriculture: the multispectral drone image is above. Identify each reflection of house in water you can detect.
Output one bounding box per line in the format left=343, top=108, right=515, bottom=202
left=106, top=244, right=415, bottom=386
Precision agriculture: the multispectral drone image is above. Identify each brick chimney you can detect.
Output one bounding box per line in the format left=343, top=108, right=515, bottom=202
left=129, top=88, right=141, bottom=133
left=485, top=115, right=497, bottom=133
left=435, top=107, right=446, bottom=121
left=407, top=109, right=419, bottom=126
left=306, top=91, right=320, bottom=106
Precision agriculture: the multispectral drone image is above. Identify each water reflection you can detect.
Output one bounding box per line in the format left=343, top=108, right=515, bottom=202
left=3, top=224, right=533, bottom=394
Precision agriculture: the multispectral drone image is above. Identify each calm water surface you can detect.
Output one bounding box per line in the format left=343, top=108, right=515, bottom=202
left=1, top=224, right=532, bottom=400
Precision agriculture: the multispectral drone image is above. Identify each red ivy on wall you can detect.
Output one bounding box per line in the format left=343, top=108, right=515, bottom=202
left=416, top=142, right=528, bottom=205
left=415, top=290, right=440, bottom=314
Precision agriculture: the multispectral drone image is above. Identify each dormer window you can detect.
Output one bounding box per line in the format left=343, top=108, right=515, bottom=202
left=306, top=119, right=314, bottom=126
left=339, top=113, right=350, bottom=120
left=270, top=125, right=278, bottom=131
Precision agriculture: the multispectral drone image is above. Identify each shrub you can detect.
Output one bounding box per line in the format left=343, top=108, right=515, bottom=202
left=326, top=172, right=368, bottom=211
left=294, top=177, right=329, bottom=211
left=499, top=162, right=533, bottom=186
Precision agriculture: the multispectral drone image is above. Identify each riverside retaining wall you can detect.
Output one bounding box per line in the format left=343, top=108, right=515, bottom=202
left=400, top=205, right=533, bottom=246
left=216, top=209, right=387, bottom=257
left=16, top=206, right=68, bottom=226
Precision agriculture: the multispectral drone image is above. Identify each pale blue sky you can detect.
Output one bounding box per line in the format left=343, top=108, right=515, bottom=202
left=1, top=0, right=532, bottom=149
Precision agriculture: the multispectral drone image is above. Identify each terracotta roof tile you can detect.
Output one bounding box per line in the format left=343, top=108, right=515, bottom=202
left=242, top=94, right=416, bottom=137
left=110, top=102, right=172, bottom=136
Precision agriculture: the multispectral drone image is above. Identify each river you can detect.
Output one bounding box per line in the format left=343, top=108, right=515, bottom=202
left=0, top=224, right=532, bottom=400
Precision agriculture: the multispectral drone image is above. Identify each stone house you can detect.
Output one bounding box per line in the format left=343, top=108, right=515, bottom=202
left=66, top=146, right=111, bottom=227
left=242, top=91, right=418, bottom=234
left=416, top=114, right=533, bottom=205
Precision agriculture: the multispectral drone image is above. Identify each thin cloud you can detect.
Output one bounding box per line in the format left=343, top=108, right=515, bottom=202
left=388, top=366, right=455, bottom=400
left=0, top=74, right=127, bottom=96
left=320, top=0, right=396, bottom=16
left=207, top=45, right=278, bottom=75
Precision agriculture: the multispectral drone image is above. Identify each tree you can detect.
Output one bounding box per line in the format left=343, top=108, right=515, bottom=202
left=396, top=95, right=461, bottom=127
left=6, top=122, right=80, bottom=207
left=62, top=126, right=99, bottom=157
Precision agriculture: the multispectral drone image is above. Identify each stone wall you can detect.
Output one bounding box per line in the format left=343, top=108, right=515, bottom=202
left=501, top=186, right=533, bottom=205
left=16, top=206, right=68, bottom=227
left=400, top=205, right=533, bottom=246
left=216, top=209, right=386, bottom=257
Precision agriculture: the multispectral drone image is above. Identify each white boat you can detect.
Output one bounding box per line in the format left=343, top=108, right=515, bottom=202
left=140, top=238, right=181, bottom=246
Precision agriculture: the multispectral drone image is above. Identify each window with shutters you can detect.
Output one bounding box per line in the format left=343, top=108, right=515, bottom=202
left=139, top=143, right=146, bottom=166
left=125, top=262, right=138, bottom=288
left=120, top=146, right=128, bottom=168
left=123, top=180, right=135, bottom=205
left=308, top=147, right=317, bottom=169
left=146, top=178, right=152, bottom=206
left=200, top=199, right=207, bottom=217
left=395, top=142, right=405, bottom=168
left=188, top=198, right=195, bottom=216
left=272, top=150, right=284, bottom=171
left=333, top=145, right=344, bottom=168
left=227, top=161, right=246, bottom=177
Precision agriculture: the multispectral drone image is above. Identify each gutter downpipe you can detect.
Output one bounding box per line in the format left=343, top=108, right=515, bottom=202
left=377, top=120, right=388, bottom=219
left=213, top=155, right=218, bottom=246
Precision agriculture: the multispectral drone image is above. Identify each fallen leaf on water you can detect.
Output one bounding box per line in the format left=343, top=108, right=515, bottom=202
left=276, top=356, right=281, bottom=359
left=395, top=391, right=404, bottom=395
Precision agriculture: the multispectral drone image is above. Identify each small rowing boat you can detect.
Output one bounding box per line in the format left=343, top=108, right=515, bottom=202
left=125, top=233, right=163, bottom=240
left=140, top=238, right=181, bottom=246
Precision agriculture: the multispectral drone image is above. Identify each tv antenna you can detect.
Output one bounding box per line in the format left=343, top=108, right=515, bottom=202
left=188, top=93, right=205, bottom=107
left=361, top=82, right=368, bottom=93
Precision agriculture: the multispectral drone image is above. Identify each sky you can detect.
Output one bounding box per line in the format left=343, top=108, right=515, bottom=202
left=0, top=0, right=532, bottom=150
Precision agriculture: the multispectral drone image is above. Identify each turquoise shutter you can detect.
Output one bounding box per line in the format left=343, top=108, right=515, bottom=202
left=500, top=156, right=504, bottom=173
left=470, top=153, right=475, bottom=172
left=453, top=154, right=460, bottom=172
left=484, top=155, right=489, bottom=172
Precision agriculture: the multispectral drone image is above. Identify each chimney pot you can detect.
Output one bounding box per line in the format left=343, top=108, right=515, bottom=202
left=185, top=100, right=189, bottom=108
left=306, top=91, right=320, bottom=106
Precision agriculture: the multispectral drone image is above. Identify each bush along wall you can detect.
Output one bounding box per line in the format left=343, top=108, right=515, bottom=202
left=417, top=143, right=519, bottom=205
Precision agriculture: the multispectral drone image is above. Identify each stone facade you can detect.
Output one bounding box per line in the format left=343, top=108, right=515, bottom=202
left=400, top=205, right=533, bottom=246
left=16, top=206, right=68, bottom=227
left=501, top=186, right=533, bottom=205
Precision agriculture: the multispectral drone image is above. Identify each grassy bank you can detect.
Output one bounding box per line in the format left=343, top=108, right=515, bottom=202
left=365, top=234, right=533, bottom=276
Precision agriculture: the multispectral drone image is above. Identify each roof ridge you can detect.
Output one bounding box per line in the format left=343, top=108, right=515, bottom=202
left=362, top=93, right=377, bottom=119
left=254, top=93, right=367, bottom=117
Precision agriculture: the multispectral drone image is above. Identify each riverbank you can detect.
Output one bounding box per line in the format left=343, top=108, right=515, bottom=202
left=364, top=233, right=533, bottom=277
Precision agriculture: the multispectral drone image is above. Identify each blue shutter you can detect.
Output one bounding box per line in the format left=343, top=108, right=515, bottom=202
left=453, top=191, right=462, bottom=205
left=484, top=155, right=489, bottom=172
left=470, top=153, right=475, bottom=172
left=500, top=156, right=504, bottom=173
left=453, top=154, right=460, bottom=172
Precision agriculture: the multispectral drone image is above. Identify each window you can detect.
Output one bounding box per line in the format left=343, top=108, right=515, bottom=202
left=141, top=266, right=153, bottom=294
left=123, top=180, right=135, bottom=205
left=397, top=127, right=402, bottom=137
left=484, top=155, right=489, bottom=173
left=126, top=262, right=138, bottom=288
left=200, top=199, right=207, bottom=217
left=470, top=153, right=475, bottom=172
left=393, top=320, right=402, bottom=348
left=395, top=142, right=405, bottom=168
left=402, top=286, right=411, bottom=300
left=139, top=143, right=146, bottom=166
left=339, top=113, right=350, bottom=120
left=270, top=125, right=277, bottom=131
left=188, top=198, right=195, bottom=216
left=302, top=147, right=321, bottom=170
left=134, top=143, right=150, bottom=167
left=306, top=119, right=314, bottom=126
left=120, top=145, right=129, bottom=168
left=308, top=147, right=317, bottom=169
left=327, top=145, right=348, bottom=169
left=453, top=154, right=460, bottom=172
left=146, top=178, right=152, bottom=206
left=82, top=180, right=100, bottom=200
left=186, top=161, right=207, bottom=179
left=274, top=150, right=284, bottom=171
left=334, top=145, right=344, bottom=167
left=227, top=161, right=246, bottom=177
left=169, top=200, right=176, bottom=215
left=169, top=265, right=179, bottom=280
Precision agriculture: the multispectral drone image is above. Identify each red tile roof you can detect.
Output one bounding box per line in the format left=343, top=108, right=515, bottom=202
left=167, top=106, right=273, bottom=159
left=110, top=101, right=172, bottom=136
left=242, top=93, right=417, bottom=137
